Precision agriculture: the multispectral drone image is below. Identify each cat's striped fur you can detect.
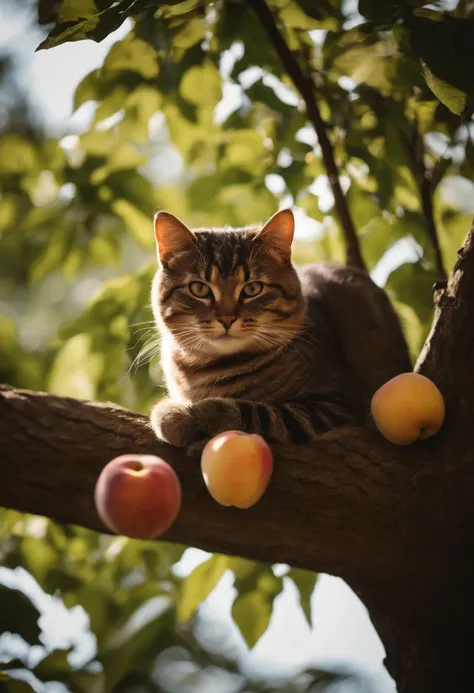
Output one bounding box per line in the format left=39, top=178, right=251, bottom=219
left=150, top=209, right=411, bottom=448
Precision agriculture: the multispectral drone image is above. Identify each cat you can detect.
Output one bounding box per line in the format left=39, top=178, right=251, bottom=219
left=149, top=208, right=411, bottom=448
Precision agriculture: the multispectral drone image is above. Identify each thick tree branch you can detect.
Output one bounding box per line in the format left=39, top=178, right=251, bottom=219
left=0, top=383, right=462, bottom=591
left=246, top=0, right=366, bottom=272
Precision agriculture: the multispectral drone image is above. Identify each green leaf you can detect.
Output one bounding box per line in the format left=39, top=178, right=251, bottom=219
left=406, top=14, right=474, bottom=115
left=105, top=143, right=147, bottom=172
left=106, top=169, right=154, bottom=215
left=231, top=572, right=283, bottom=648
left=421, top=61, right=467, bottom=115
left=439, top=210, right=472, bottom=271
left=43, top=568, right=83, bottom=595
left=101, top=606, right=175, bottom=690
left=0, top=584, right=41, bottom=645
left=279, top=2, right=335, bottom=30
left=29, top=226, right=74, bottom=284
left=0, top=673, right=37, bottom=693
left=102, top=35, right=159, bottom=80
left=0, top=135, right=40, bottom=174
left=74, top=68, right=100, bottom=109
left=158, top=0, right=202, bottom=19
left=112, top=199, right=153, bottom=248
left=21, top=536, right=58, bottom=585
left=180, top=60, right=222, bottom=106
left=231, top=562, right=283, bottom=648
left=177, top=555, right=230, bottom=623
left=118, top=86, right=161, bottom=140
left=37, top=0, right=143, bottom=50
left=48, top=333, right=103, bottom=399
left=393, top=299, right=424, bottom=360
left=59, top=0, right=97, bottom=21
left=245, top=80, right=295, bottom=115
left=0, top=194, right=19, bottom=233
left=173, top=16, right=207, bottom=49
left=33, top=649, right=72, bottom=682
left=385, top=260, right=438, bottom=327
left=224, top=131, right=267, bottom=173
left=287, top=568, right=318, bottom=626
left=346, top=186, right=381, bottom=229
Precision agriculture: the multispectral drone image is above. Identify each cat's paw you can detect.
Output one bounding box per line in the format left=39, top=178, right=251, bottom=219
left=151, top=398, right=243, bottom=448
left=186, top=398, right=243, bottom=440
left=150, top=400, right=194, bottom=447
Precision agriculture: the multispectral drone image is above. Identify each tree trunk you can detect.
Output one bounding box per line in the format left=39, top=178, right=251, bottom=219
left=372, top=607, right=474, bottom=692
left=2, top=224, right=474, bottom=691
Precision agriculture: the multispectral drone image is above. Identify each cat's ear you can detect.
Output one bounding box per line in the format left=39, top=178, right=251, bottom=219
left=257, top=209, right=294, bottom=260
left=154, top=211, right=196, bottom=265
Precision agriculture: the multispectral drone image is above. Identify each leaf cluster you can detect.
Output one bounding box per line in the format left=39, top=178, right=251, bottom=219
left=2, top=0, right=474, bottom=688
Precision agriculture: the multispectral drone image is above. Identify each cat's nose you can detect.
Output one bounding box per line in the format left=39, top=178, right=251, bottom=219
left=218, top=316, right=237, bottom=331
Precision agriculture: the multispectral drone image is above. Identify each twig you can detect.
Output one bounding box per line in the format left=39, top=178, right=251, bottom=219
left=246, top=0, right=366, bottom=272
left=408, top=123, right=447, bottom=280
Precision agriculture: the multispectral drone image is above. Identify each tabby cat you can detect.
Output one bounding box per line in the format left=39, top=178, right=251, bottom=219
left=150, top=209, right=411, bottom=448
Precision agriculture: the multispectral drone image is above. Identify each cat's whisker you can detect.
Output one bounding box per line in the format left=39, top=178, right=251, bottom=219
left=253, top=329, right=310, bottom=358
left=128, top=335, right=163, bottom=373
left=256, top=325, right=322, bottom=351
left=133, top=337, right=160, bottom=356
left=133, top=344, right=161, bottom=367
left=129, top=328, right=158, bottom=343
left=129, top=319, right=156, bottom=328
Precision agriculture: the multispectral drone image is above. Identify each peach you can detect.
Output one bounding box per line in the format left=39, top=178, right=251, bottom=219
left=201, top=431, right=273, bottom=509
left=371, top=373, right=445, bottom=445
left=94, top=454, right=181, bottom=539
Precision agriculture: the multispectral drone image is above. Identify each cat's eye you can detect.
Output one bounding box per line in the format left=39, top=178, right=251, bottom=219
left=242, top=281, right=263, bottom=298
left=189, top=281, right=212, bottom=298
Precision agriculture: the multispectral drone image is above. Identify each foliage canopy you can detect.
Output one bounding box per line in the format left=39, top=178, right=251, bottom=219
left=1, top=0, right=474, bottom=690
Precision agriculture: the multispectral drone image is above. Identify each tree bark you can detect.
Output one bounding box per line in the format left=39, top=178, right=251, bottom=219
left=2, top=225, right=474, bottom=691
left=0, top=385, right=436, bottom=583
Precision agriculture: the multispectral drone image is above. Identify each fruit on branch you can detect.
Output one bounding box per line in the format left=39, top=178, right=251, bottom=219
left=371, top=372, right=445, bottom=445
left=94, top=454, right=182, bottom=539
left=201, top=431, right=273, bottom=509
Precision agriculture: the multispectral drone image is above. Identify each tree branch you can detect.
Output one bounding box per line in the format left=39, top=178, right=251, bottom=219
left=0, top=383, right=455, bottom=589
left=417, top=218, right=474, bottom=401
left=246, top=0, right=366, bottom=272
left=408, top=123, right=447, bottom=279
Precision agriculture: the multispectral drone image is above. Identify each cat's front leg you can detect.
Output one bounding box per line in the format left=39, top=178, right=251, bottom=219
left=151, top=396, right=355, bottom=448
left=150, top=398, right=242, bottom=448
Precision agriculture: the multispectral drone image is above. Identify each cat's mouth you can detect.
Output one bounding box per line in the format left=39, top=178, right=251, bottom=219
left=213, top=332, right=240, bottom=345
left=205, top=331, right=249, bottom=354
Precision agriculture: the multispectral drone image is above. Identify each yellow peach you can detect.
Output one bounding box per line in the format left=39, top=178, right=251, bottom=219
left=371, top=373, right=445, bottom=445
left=201, top=431, right=273, bottom=509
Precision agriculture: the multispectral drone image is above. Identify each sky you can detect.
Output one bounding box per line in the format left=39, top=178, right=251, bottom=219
left=0, top=3, right=397, bottom=690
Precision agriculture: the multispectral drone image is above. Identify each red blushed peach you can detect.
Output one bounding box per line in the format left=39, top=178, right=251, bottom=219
left=94, top=454, right=181, bottom=539
left=201, top=431, right=273, bottom=509
left=371, top=372, right=445, bottom=445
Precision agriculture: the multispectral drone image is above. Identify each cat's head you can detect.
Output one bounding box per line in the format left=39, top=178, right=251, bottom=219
left=151, top=209, right=304, bottom=356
